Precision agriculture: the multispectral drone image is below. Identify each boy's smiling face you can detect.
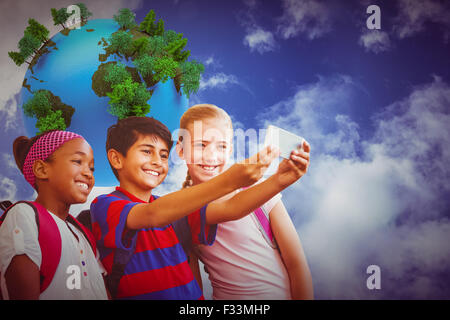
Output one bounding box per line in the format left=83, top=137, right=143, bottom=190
left=114, top=134, right=169, bottom=200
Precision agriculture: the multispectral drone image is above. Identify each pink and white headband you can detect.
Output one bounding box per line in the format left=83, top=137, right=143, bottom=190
left=22, top=130, right=83, bottom=188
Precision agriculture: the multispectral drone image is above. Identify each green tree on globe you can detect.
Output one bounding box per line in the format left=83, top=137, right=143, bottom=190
left=9, top=4, right=204, bottom=185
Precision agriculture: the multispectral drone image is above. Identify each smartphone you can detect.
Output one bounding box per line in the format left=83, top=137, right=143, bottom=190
left=264, top=125, right=305, bottom=159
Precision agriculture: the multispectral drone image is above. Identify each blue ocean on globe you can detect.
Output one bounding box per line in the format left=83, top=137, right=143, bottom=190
left=20, top=19, right=189, bottom=186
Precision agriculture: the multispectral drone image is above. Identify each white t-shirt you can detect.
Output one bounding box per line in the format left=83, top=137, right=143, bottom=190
left=196, top=192, right=292, bottom=300
left=0, top=203, right=108, bottom=300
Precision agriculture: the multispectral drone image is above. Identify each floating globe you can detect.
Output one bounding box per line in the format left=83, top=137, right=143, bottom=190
left=19, top=19, right=189, bottom=186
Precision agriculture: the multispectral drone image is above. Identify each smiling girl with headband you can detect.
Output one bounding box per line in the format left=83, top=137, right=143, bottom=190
left=0, top=130, right=108, bottom=300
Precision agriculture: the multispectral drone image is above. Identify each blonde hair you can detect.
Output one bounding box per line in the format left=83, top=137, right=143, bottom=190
left=179, top=104, right=233, bottom=188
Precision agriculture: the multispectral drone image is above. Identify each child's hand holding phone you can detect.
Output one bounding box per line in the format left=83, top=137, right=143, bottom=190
left=264, top=125, right=310, bottom=188
left=275, top=140, right=310, bottom=188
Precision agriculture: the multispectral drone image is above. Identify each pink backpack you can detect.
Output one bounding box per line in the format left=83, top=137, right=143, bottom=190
left=0, top=201, right=97, bottom=299
left=252, top=204, right=278, bottom=249
left=241, top=187, right=278, bottom=249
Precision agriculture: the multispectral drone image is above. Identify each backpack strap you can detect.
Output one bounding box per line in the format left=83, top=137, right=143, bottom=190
left=29, top=201, right=62, bottom=293
left=76, top=210, right=92, bottom=232
left=252, top=205, right=277, bottom=249
left=240, top=187, right=278, bottom=249
left=67, top=214, right=97, bottom=255
left=1, top=201, right=62, bottom=294
left=0, top=201, right=13, bottom=212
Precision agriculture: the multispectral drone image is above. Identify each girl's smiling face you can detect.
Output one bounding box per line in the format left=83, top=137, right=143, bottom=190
left=178, top=117, right=233, bottom=185
left=44, top=138, right=95, bottom=204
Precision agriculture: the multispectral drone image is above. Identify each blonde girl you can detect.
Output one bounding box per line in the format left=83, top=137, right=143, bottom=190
left=176, top=104, right=313, bottom=300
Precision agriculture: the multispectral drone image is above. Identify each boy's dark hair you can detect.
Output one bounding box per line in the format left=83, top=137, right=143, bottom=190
left=106, top=116, right=173, bottom=180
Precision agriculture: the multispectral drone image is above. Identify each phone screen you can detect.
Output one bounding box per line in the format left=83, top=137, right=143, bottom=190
left=264, top=125, right=305, bottom=159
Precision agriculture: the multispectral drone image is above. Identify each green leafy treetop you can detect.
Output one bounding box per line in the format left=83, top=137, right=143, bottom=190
left=97, top=8, right=205, bottom=119
left=114, top=8, right=137, bottom=30
left=19, top=32, right=41, bottom=57
left=76, top=3, right=93, bottom=24
left=25, top=19, right=49, bottom=44
left=165, top=35, right=189, bottom=63
left=131, top=37, right=151, bottom=57
left=155, top=19, right=165, bottom=37
left=106, top=78, right=151, bottom=119
left=139, top=10, right=156, bottom=35
left=23, top=90, right=52, bottom=119
left=102, top=62, right=151, bottom=119
left=134, top=55, right=178, bottom=84
left=163, top=30, right=179, bottom=43
left=9, top=4, right=90, bottom=132
left=22, top=90, right=74, bottom=134
left=133, top=55, right=154, bottom=78
left=107, top=31, right=133, bottom=57
left=8, top=51, right=26, bottom=66
left=148, top=36, right=166, bottom=57
left=179, top=60, right=205, bottom=98
left=9, top=17, right=54, bottom=67
left=152, top=56, right=178, bottom=83
left=36, top=110, right=66, bottom=133
left=51, top=8, right=71, bottom=30
left=104, top=62, right=132, bottom=86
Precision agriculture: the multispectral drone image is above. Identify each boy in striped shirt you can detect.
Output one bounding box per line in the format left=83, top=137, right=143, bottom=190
left=91, top=116, right=305, bottom=299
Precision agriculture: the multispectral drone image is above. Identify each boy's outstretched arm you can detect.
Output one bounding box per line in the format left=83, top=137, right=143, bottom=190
left=270, top=200, right=314, bottom=299
left=206, top=141, right=310, bottom=225
left=126, top=146, right=278, bottom=229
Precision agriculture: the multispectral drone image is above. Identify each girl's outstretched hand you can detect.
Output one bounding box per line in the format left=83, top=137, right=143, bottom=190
left=228, top=145, right=280, bottom=188
left=275, top=140, right=310, bottom=188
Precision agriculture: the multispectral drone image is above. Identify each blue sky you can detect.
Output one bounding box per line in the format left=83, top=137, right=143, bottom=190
left=0, top=0, right=449, bottom=299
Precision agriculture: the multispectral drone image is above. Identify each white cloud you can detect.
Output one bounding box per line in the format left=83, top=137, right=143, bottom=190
left=2, top=153, right=17, bottom=171
left=277, top=0, right=332, bottom=40
left=202, top=56, right=222, bottom=70
left=199, top=73, right=240, bottom=91
left=205, top=57, right=215, bottom=66
left=239, top=0, right=331, bottom=54
left=258, top=75, right=450, bottom=298
left=359, top=30, right=392, bottom=54
left=258, top=74, right=361, bottom=157
left=0, top=176, right=17, bottom=202
left=243, top=27, right=277, bottom=54
left=358, top=0, right=449, bottom=54
left=393, top=0, right=450, bottom=39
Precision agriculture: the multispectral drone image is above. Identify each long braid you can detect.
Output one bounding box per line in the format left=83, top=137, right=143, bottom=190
left=182, top=171, right=193, bottom=188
